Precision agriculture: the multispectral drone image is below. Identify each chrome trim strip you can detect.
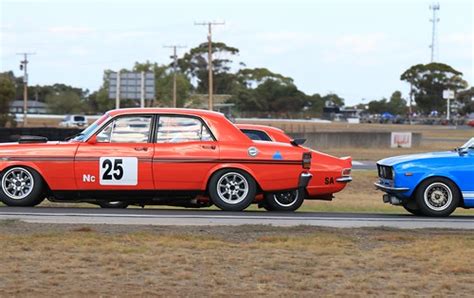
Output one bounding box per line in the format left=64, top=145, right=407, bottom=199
left=374, top=182, right=409, bottom=193
left=462, top=192, right=474, bottom=198
left=336, top=176, right=352, bottom=183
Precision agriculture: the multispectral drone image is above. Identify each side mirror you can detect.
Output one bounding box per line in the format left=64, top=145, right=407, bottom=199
left=87, top=135, right=97, bottom=145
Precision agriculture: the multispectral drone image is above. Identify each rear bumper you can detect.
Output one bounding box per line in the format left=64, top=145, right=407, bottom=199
left=374, top=182, right=409, bottom=193
left=336, top=176, right=352, bottom=183
left=298, top=173, right=312, bottom=188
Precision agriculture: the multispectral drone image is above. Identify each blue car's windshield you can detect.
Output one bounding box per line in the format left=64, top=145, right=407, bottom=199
left=72, top=114, right=110, bottom=141
left=460, top=138, right=474, bottom=149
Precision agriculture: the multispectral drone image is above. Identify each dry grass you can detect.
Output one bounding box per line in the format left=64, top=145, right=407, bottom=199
left=0, top=223, right=473, bottom=296
left=323, top=142, right=460, bottom=161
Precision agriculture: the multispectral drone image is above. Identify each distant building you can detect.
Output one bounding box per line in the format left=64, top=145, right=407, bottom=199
left=9, top=100, right=47, bottom=114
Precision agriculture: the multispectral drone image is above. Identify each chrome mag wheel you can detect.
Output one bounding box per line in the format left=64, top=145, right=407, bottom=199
left=273, top=190, right=299, bottom=207
left=1, top=167, right=35, bottom=200
left=423, top=182, right=452, bottom=211
left=216, top=172, right=249, bottom=205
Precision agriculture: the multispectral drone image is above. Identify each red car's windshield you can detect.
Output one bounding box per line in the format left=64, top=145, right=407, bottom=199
left=72, top=114, right=110, bottom=142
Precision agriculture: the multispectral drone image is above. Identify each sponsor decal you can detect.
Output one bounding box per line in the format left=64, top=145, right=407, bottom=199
left=99, top=157, right=138, bottom=186
left=272, top=151, right=283, bottom=160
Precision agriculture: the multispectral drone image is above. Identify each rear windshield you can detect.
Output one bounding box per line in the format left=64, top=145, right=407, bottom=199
left=241, top=129, right=272, bottom=141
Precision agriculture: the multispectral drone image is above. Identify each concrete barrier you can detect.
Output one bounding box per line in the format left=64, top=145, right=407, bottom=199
left=0, top=128, right=422, bottom=149
left=289, top=132, right=422, bottom=149
left=0, top=128, right=82, bottom=143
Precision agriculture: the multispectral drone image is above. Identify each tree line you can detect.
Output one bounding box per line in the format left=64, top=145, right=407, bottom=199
left=0, top=41, right=472, bottom=125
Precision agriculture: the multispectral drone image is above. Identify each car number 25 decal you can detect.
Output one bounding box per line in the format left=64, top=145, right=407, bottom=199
left=99, top=157, right=138, bottom=186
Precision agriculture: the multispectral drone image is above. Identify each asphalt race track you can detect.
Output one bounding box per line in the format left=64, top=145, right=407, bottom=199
left=0, top=207, right=473, bottom=229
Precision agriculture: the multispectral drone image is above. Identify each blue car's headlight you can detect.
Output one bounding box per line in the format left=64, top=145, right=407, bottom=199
left=377, top=165, right=393, bottom=180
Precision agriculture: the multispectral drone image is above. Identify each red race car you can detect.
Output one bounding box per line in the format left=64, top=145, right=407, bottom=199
left=237, top=124, right=352, bottom=205
left=0, top=109, right=312, bottom=211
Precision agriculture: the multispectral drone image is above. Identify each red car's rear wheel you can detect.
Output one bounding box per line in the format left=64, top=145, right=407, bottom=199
left=264, top=189, right=304, bottom=212
left=208, top=169, right=256, bottom=211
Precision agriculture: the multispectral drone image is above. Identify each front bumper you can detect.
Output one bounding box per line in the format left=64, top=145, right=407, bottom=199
left=374, top=182, right=409, bottom=193
left=298, top=172, right=312, bottom=188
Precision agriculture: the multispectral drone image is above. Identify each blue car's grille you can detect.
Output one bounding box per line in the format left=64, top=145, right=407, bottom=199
left=377, top=165, right=393, bottom=180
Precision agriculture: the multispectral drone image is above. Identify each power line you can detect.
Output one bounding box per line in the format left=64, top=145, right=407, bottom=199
left=16, top=52, right=35, bottom=127
left=194, top=21, right=225, bottom=111
left=164, top=45, right=187, bottom=108
left=429, top=3, right=440, bottom=62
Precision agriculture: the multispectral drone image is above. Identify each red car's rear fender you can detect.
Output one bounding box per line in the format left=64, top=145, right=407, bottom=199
left=201, top=163, right=261, bottom=192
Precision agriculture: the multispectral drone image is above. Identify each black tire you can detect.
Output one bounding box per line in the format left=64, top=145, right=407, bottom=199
left=402, top=200, right=423, bottom=216
left=208, top=169, right=256, bottom=211
left=259, top=201, right=274, bottom=211
left=97, top=201, right=129, bottom=209
left=415, top=177, right=459, bottom=217
left=0, top=167, right=45, bottom=207
left=264, top=189, right=304, bottom=212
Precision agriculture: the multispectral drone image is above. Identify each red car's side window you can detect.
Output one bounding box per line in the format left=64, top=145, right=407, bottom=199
left=97, top=116, right=152, bottom=143
left=156, top=116, right=213, bottom=143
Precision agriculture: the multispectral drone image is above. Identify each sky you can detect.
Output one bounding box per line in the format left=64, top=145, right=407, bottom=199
left=0, top=0, right=473, bottom=106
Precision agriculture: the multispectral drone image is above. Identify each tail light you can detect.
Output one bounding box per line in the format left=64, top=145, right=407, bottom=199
left=342, top=168, right=351, bottom=176
left=302, top=152, right=312, bottom=169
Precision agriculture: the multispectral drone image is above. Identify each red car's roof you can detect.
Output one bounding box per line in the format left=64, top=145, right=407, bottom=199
left=107, top=108, right=224, bottom=118
left=107, top=108, right=250, bottom=143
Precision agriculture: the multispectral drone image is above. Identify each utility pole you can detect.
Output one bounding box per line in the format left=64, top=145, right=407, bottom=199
left=115, top=71, right=121, bottom=109
left=164, top=45, right=186, bottom=108
left=140, top=71, right=145, bottom=108
left=429, top=3, right=440, bottom=62
left=409, top=83, right=414, bottom=125
left=17, top=52, right=35, bottom=127
left=195, top=21, right=225, bottom=111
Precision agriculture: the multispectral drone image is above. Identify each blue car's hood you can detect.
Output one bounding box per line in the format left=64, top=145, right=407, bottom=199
left=378, top=151, right=459, bottom=166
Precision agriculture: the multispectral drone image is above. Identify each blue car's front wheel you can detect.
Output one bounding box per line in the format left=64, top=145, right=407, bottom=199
left=415, top=177, right=460, bottom=217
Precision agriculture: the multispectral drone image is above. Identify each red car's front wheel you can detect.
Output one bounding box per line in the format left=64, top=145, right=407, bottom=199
left=0, top=167, right=45, bottom=207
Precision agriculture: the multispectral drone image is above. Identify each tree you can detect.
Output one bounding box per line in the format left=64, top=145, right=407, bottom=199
left=0, top=73, right=16, bottom=126
left=400, top=63, right=468, bottom=113
left=178, top=42, right=239, bottom=94
left=133, top=61, right=193, bottom=107
left=387, top=91, right=407, bottom=115
left=231, top=79, right=306, bottom=115
left=322, top=93, right=344, bottom=107
left=46, top=90, right=85, bottom=114
left=367, top=91, right=407, bottom=115
left=236, top=68, right=293, bottom=88
left=303, top=93, right=325, bottom=116
left=87, top=87, right=114, bottom=114
left=368, top=98, right=388, bottom=114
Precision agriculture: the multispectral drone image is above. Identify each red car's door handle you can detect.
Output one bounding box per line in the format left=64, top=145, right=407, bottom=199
left=201, top=145, right=216, bottom=150
left=134, top=147, right=149, bottom=151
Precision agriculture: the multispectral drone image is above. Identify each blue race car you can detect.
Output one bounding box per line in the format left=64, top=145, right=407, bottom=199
left=375, top=138, right=474, bottom=217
